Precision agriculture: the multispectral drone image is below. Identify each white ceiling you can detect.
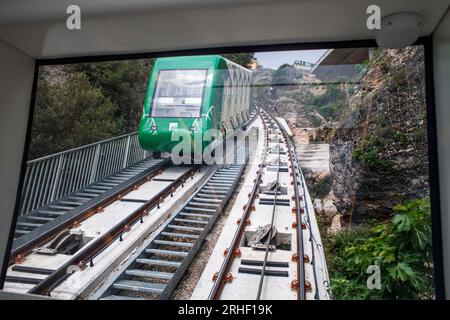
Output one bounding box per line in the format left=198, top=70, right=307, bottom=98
left=0, top=0, right=449, bottom=59
left=0, top=0, right=276, bottom=25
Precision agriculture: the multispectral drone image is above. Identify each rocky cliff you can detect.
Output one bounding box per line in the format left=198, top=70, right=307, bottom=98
left=330, top=47, right=429, bottom=224
left=253, top=46, right=429, bottom=228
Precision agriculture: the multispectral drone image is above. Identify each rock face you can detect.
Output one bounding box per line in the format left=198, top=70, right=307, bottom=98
left=252, top=47, right=428, bottom=227
left=328, top=214, right=342, bottom=235
left=253, top=64, right=324, bottom=129
left=253, top=62, right=341, bottom=230
left=329, top=47, right=429, bottom=223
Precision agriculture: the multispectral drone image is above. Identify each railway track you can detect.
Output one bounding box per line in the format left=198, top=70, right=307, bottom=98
left=93, top=163, right=246, bottom=300
left=5, top=120, right=254, bottom=299
left=4, top=108, right=326, bottom=300
left=197, top=107, right=317, bottom=300
left=12, top=158, right=168, bottom=255
left=5, top=161, right=199, bottom=297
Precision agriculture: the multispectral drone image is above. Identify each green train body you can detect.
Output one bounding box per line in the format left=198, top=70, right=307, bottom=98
left=138, top=55, right=252, bottom=156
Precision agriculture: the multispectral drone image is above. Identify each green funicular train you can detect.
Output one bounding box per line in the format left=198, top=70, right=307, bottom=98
left=138, top=55, right=252, bottom=161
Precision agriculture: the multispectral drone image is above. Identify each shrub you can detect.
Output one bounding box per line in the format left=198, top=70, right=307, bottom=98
left=30, top=73, right=120, bottom=159
left=328, top=197, right=434, bottom=300
left=311, top=175, right=332, bottom=198
left=353, top=138, right=392, bottom=170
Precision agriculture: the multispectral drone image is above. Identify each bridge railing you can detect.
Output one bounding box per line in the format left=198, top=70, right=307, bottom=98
left=19, top=132, right=149, bottom=216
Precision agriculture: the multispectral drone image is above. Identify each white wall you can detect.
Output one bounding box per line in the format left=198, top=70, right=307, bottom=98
left=0, top=0, right=448, bottom=59
left=0, top=39, right=35, bottom=277
left=433, top=8, right=450, bottom=299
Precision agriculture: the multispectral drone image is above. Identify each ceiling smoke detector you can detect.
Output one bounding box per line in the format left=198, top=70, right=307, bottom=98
left=375, top=12, right=424, bottom=48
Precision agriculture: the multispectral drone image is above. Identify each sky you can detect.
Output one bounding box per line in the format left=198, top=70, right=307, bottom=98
left=255, top=49, right=327, bottom=70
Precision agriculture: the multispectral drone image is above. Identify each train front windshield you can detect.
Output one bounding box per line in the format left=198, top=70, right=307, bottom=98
left=151, top=69, right=207, bottom=118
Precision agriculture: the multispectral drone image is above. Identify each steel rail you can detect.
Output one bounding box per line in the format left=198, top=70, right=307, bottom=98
left=10, top=159, right=171, bottom=264
left=260, top=106, right=307, bottom=300
left=256, top=125, right=281, bottom=300
left=27, top=166, right=198, bottom=296
left=296, top=152, right=320, bottom=299
left=208, top=109, right=268, bottom=300
left=264, top=104, right=321, bottom=299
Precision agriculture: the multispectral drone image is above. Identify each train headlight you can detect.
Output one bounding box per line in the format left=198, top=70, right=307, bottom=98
left=151, top=125, right=158, bottom=132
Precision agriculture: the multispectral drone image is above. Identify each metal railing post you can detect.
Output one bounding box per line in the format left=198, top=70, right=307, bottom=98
left=50, top=154, right=64, bottom=202
left=122, top=134, right=131, bottom=168
left=245, top=135, right=249, bottom=163
left=19, top=131, right=147, bottom=216
left=90, top=144, right=101, bottom=183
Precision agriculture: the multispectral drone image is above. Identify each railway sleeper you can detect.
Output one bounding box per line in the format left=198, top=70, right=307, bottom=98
left=204, top=185, right=230, bottom=191
left=16, top=221, right=43, bottom=228
left=97, top=165, right=244, bottom=300
left=174, top=218, right=209, bottom=225
left=207, top=181, right=233, bottom=187
left=184, top=206, right=216, bottom=213
left=187, top=201, right=219, bottom=208
left=167, top=224, right=203, bottom=232
left=96, top=182, right=118, bottom=187
left=58, top=200, right=86, bottom=206
left=48, top=205, right=76, bottom=211
left=192, top=197, right=222, bottom=203
left=145, top=249, right=188, bottom=258
left=179, top=212, right=212, bottom=219
left=36, top=210, right=67, bottom=216
left=195, top=193, right=226, bottom=199
left=136, top=258, right=182, bottom=268
left=101, top=294, right=144, bottom=300
left=160, top=232, right=199, bottom=240
left=154, top=240, right=194, bottom=248
left=87, top=185, right=111, bottom=191
left=112, top=280, right=166, bottom=295
left=24, top=215, right=54, bottom=222
left=213, top=174, right=239, bottom=180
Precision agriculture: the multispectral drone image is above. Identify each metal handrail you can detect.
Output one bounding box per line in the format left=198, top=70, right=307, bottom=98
left=19, top=132, right=149, bottom=216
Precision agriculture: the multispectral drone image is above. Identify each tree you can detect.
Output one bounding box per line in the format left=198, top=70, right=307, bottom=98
left=223, top=53, right=255, bottom=68
left=29, top=72, right=120, bottom=159
left=73, top=59, right=153, bottom=133
left=328, top=197, right=434, bottom=300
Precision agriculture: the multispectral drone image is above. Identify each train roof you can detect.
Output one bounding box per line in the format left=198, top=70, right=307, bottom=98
left=153, top=55, right=252, bottom=73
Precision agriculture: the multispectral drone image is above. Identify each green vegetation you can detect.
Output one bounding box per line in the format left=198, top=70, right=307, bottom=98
left=355, top=59, right=369, bottom=75
left=392, top=69, right=407, bottom=87
left=304, top=84, right=347, bottom=123
left=326, top=197, right=434, bottom=300
left=30, top=60, right=152, bottom=159
left=73, top=60, right=153, bottom=133
left=30, top=72, right=121, bottom=159
left=393, top=130, right=408, bottom=143
left=29, top=54, right=254, bottom=160
left=223, top=53, right=255, bottom=68
left=353, top=137, right=393, bottom=170
left=311, top=175, right=332, bottom=198
left=380, top=59, right=391, bottom=74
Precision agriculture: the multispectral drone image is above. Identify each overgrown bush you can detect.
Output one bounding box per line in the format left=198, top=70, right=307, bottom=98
left=304, top=84, right=347, bottom=122
left=311, top=175, right=332, bottom=198
left=30, top=73, right=120, bottom=159
left=353, top=137, right=393, bottom=170
left=327, top=197, right=434, bottom=300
